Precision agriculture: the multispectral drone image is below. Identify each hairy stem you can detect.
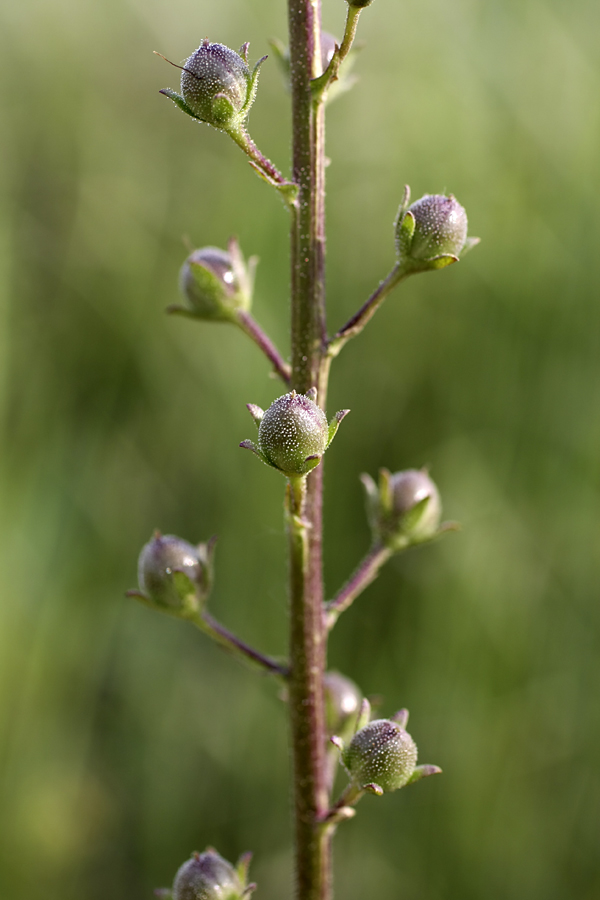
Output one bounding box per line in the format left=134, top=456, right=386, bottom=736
left=235, top=310, right=291, bottom=383
left=328, top=265, right=406, bottom=356
left=287, top=1, right=331, bottom=898
left=194, top=610, right=289, bottom=678
left=325, top=542, right=392, bottom=630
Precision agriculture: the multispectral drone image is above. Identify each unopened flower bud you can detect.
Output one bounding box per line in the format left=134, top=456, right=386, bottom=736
left=172, top=849, right=244, bottom=900
left=172, top=240, right=254, bottom=321
left=320, top=32, right=338, bottom=71
left=343, top=719, right=418, bottom=792
left=240, top=389, right=349, bottom=479
left=160, top=40, right=265, bottom=133
left=129, top=532, right=214, bottom=618
left=324, top=671, right=362, bottom=737
left=362, top=468, right=442, bottom=550
left=395, top=187, right=479, bottom=273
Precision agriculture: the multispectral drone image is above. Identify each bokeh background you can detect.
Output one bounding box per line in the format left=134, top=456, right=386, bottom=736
left=1, top=0, right=599, bottom=897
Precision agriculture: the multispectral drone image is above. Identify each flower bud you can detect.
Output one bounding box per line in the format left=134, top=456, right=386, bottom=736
left=172, top=239, right=254, bottom=321
left=172, top=849, right=244, bottom=900
left=129, top=532, right=214, bottom=618
left=362, top=468, right=442, bottom=550
left=395, top=187, right=478, bottom=273
left=324, top=671, right=362, bottom=737
left=348, top=0, right=376, bottom=8
left=240, top=389, right=349, bottom=479
left=160, top=40, right=264, bottom=133
left=343, top=719, right=418, bottom=792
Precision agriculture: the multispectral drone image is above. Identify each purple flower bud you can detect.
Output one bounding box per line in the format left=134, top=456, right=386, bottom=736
left=389, top=469, right=442, bottom=540
left=177, top=244, right=251, bottom=321
left=406, top=194, right=468, bottom=260
left=343, top=719, right=418, bottom=792
left=172, top=850, right=243, bottom=900
left=324, top=671, right=362, bottom=736
left=134, top=532, right=212, bottom=617
left=181, top=41, right=251, bottom=128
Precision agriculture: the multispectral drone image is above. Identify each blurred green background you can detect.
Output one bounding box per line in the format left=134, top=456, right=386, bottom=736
left=1, top=0, right=599, bottom=897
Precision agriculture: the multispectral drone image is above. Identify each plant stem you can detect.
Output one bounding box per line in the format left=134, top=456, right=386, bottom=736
left=287, top=2, right=331, bottom=898
left=328, top=265, right=406, bottom=356
left=325, top=542, right=392, bottom=629
left=194, top=610, right=289, bottom=678
left=235, top=310, right=291, bottom=383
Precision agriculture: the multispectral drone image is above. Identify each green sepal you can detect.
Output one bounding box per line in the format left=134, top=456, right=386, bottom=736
left=424, top=253, right=459, bottom=270
left=186, top=261, right=237, bottom=321
left=355, top=697, right=372, bottom=732
left=364, top=782, right=384, bottom=796
left=268, top=37, right=290, bottom=83
left=378, top=468, right=393, bottom=516
left=460, top=236, right=481, bottom=257
left=212, top=92, right=237, bottom=127
left=246, top=404, right=265, bottom=427
left=159, top=88, right=202, bottom=120
left=391, top=708, right=409, bottom=728
left=405, top=764, right=442, bottom=786
left=395, top=209, right=415, bottom=258
left=239, top=439, right=275, bottom=469
left=327, top=409, right=350, bottom=448
left=302, top=454, right=323, bottom=473
left=241, top=54, right=267, bottom=119
left=360, top=473, right=379, bottom=534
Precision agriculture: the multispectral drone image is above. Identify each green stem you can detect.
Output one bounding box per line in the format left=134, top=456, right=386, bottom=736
left=312, top=5, right=362, bottom=99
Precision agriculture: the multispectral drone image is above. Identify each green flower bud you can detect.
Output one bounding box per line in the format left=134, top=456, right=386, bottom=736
left=160, top=40, right=265, bottom=133
left=343, top=719, right=418, bottom=792
left=128, top=532, right=214, bottom=618
left=395, top=187, right=479, bottom=273
left=172, top=850, right=244, bottom=900
left=324, top=671, right=362, bottom=737
left=347, top=0, right=376, bottom=8
left=240, top=389, right=349, bottom=479
left=171, top=239, right=255, bottom=321
left=362, top=468, right=442, bottom=550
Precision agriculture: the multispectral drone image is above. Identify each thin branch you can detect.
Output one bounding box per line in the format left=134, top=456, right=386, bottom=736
left=194, top=610, right=289, bottom=678
left=327, top=266, right=406, bottom=357
left=235, top=310, right=291, bottom=383
left=228, top=127, right=298, bottom=203
left=311, top=5, right=363, bottom=98
left=325, top=543, right=392, bottom=630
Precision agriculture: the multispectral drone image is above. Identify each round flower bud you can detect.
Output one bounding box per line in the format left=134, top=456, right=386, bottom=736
left=389, top=469, right=442, bottom=542
left=137, top=533, right=210, bottom=616
left=172, top=850, right=243, bottom=900
left=324, top=671, right=362, bottom=737
left=343, top=719, right=418, bottom=792
left=258, top=391, right=330, bottom=477
left=181, top=41, right=251, bottom=128
left=406, top=194, right=468, bottom=260
left=178, top=246, right=250, bottom=321
left=320, top=32, right=338, bottom=71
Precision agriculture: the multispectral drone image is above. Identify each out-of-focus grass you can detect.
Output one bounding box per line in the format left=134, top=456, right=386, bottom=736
left=0, top=0, right=599, bottom=898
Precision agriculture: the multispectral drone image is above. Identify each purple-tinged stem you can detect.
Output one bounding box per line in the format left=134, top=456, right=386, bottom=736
left=328, top=266, right=406, bottom=356
left=325, top=543, right=392, bottom=630
left=235, top=310, right=291, bottom=383
left=196, top=610, right=289, bottom=678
